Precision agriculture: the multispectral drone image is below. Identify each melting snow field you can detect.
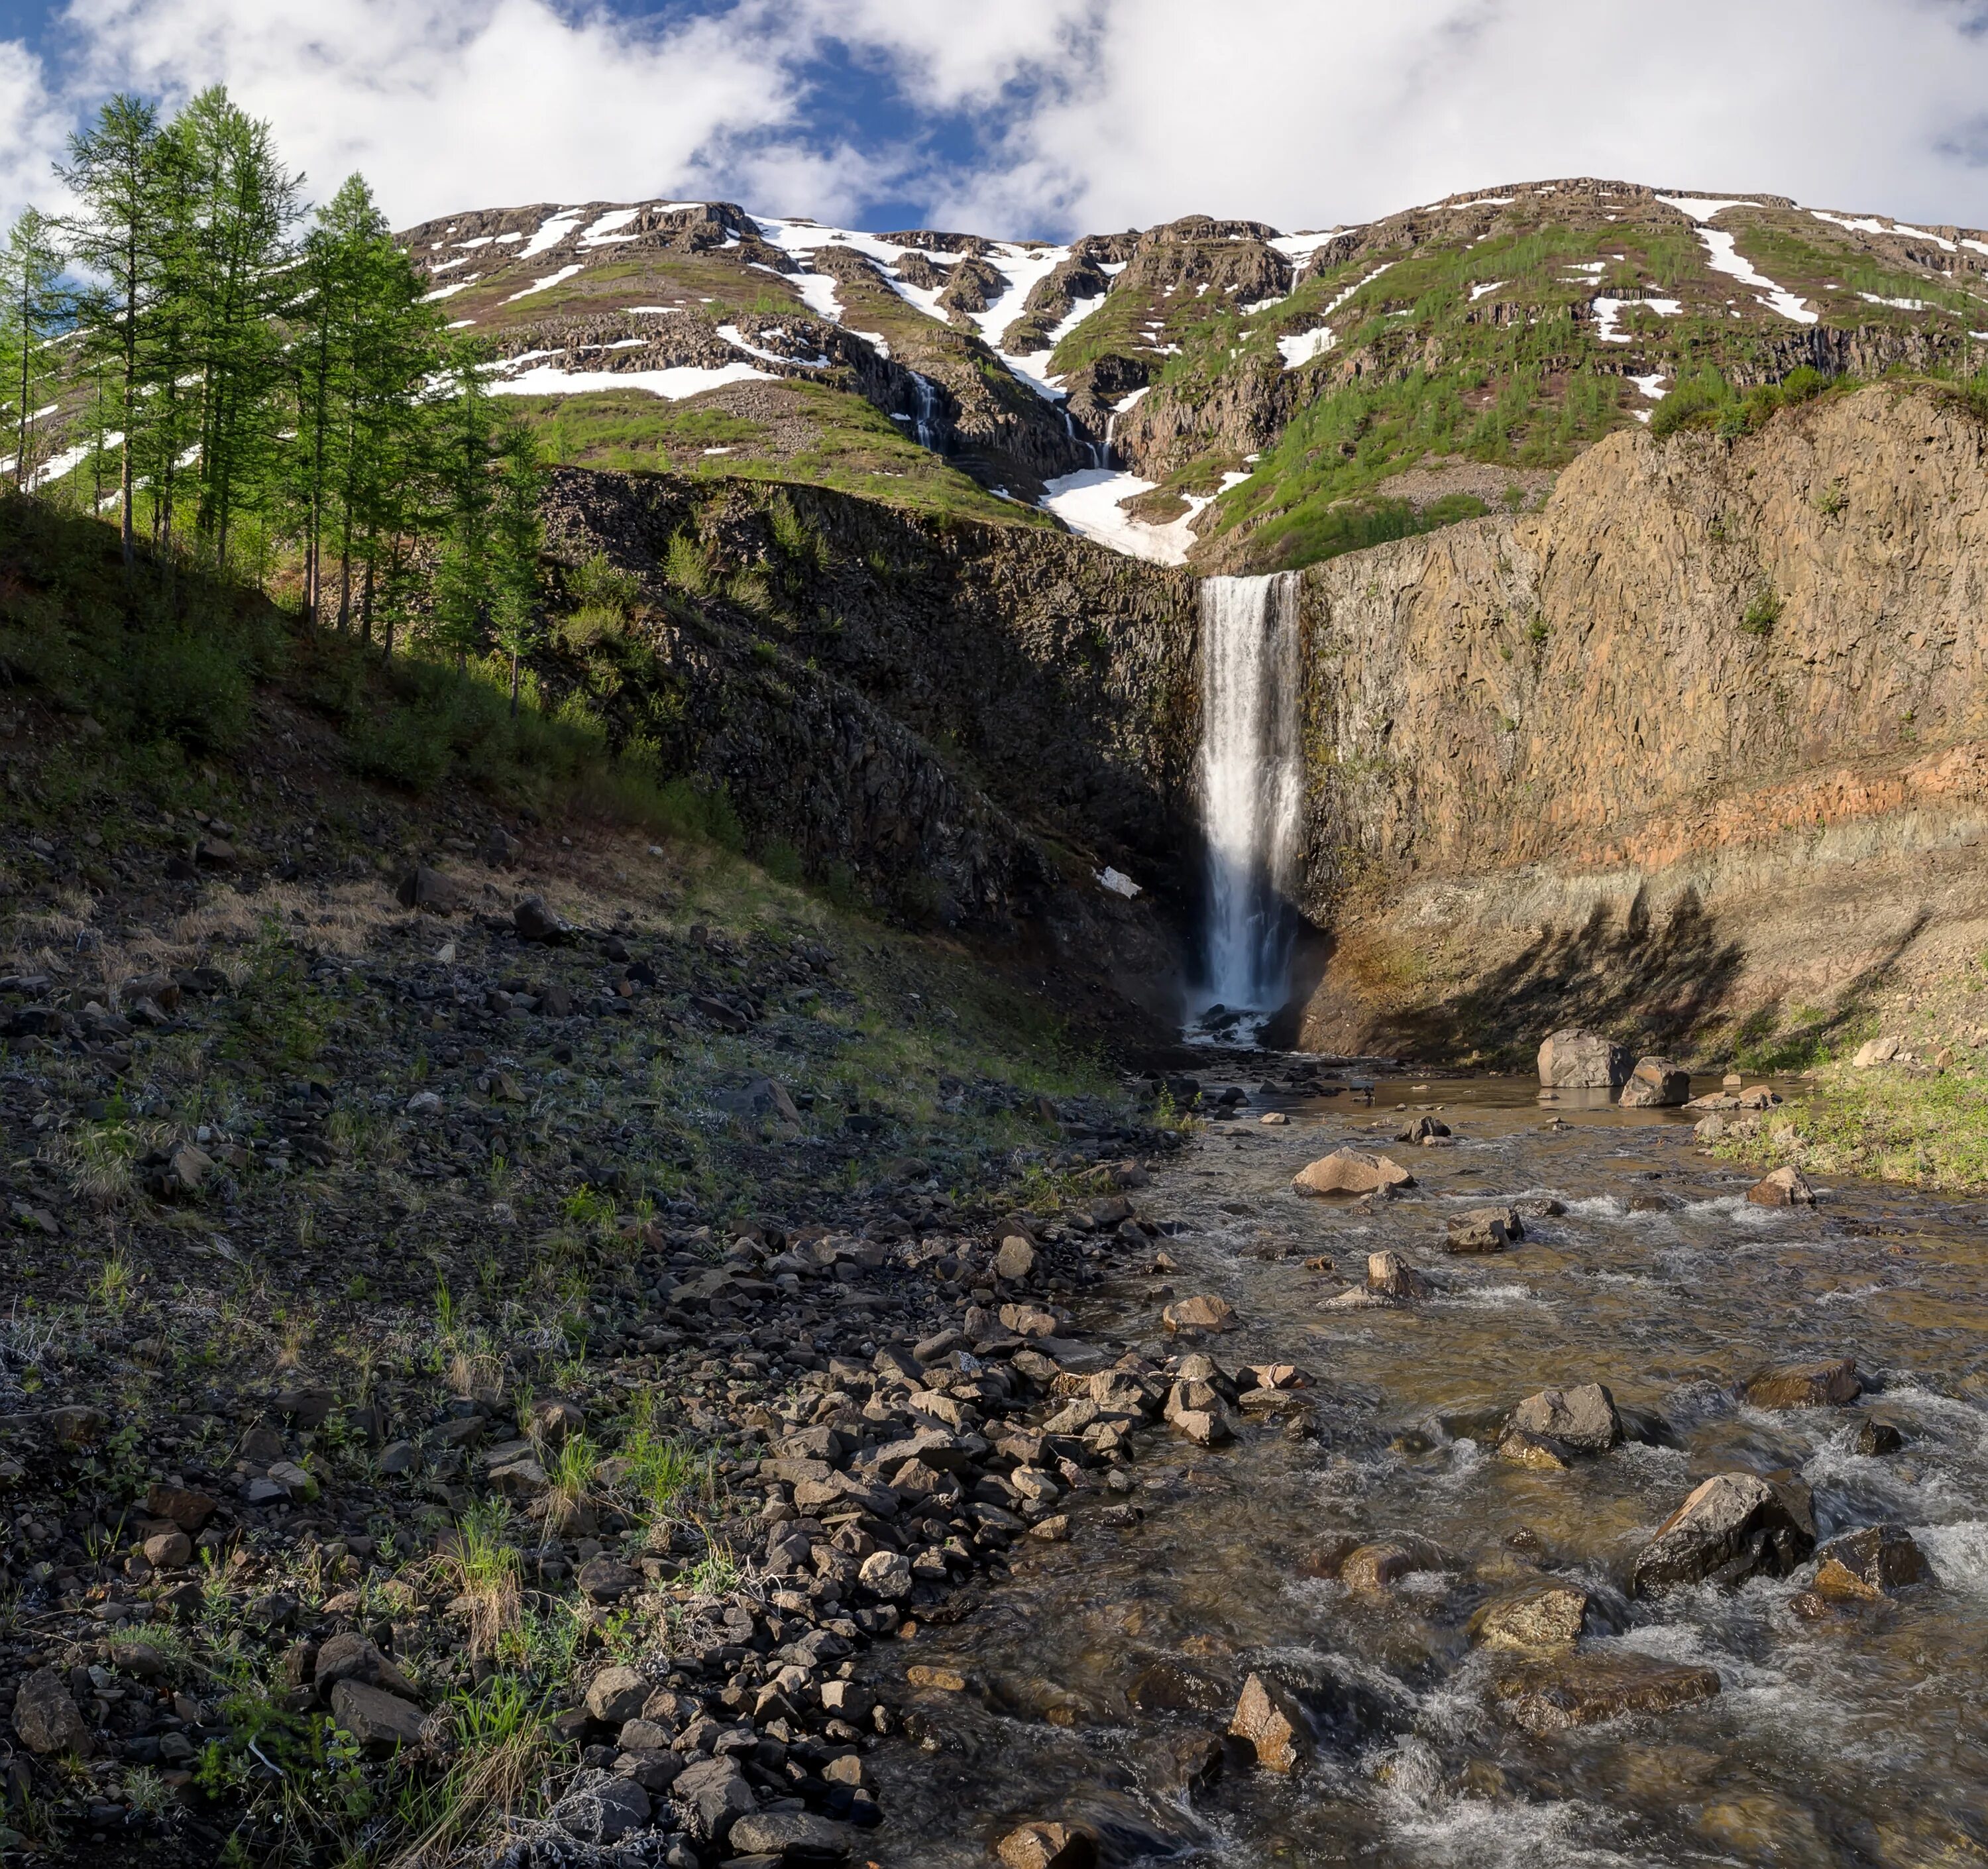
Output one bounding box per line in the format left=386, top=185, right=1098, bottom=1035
left=1592, top=296, right=1683, bottom=343
left=1276, top=263, right=1394, bottom=369
left=1656, top=196, right=1815, bottom=323
left=506, top=265, right=582, bottom=302
left=1039, top=467, right=1248, bottom=565
left=484, top=361, right=773, bottom=400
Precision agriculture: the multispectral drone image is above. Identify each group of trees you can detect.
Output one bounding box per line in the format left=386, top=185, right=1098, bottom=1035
left=0, top=87, right=542, bottom=683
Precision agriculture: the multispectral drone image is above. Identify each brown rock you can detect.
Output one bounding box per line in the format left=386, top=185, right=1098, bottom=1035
left=1747, top=1166, right=1816, bottom=1207
left=1472, top=1582, right=1590, bottom=1652
left=1229, top=1671, right=1309, bottom=1772
left=394, top=866, right=461, bottom=913
left=329, top=1679, right=427, bottom=1754
left=1293, top=1148, right=1415, bottom=1196
left=145, top=1483, right=218, bottom=1532
left=1494, top=1428, right=1574, bottom=1469
left=314, top=1632, right=419, bottom=1702
left=1162, top=1294, right=1237, bottom=1334
left=1742, top=1357, right=1861, bottom=1410
left=1341, top=1536, right=1444, bottom=1594
left=1811, top=1524, right=1930, bottom=1603
left=906, top=1664, right=969, bottom=1692
left=1632, top=1472, right=1816, bottom=1595
left=142, top=1529, right=193, bottom=1567
left=1447, top=1205, right=1521, bottom=1252
left=993, top=1235, right=1038, bottom=1281
left=1619, top=1056, right=1691, bottom=1106
left=1366, top=1251, right=1430, bottom=1302
left=11, top=1668, right=92, bottom=1757
left=1537, top=1029, right=1632, bottom=1089
left=1492, top=1652, right=1721, bottom=1732
left=998, top=1821, right=1097, bottom=1869
left=584, top=1664, right=650, bottom=1725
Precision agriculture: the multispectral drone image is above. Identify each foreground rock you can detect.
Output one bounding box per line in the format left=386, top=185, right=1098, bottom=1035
left=1447, top=1205, right=1521, bottom=1253
left=1631, top=1472, right=1816, bottom=1595
left=999, top=1821, right=1097, bottom=1869
left=1809, top=1524, right=1931, bottom=1603
left=1323, top=1250, right=1431, bottom=1309
left=1293, top=1149, right=1415, bottom=1196
left=1747, top=1165, right=1817, bottom=1207
left=1504, top=1382, right=1623, bottom=1453
left=1491, top=1652, right=1722, bottom=1732
left=1537, top=1029, right=1632, bottom=1089
left=1742, top=1357, right=1861, bottom=1409
left=1470, top=1582, right=1591, bottom=1652
left=1228, top=1672, right=1311, bottom=1772
left=1619, top=1056, right=1691, bottom=1107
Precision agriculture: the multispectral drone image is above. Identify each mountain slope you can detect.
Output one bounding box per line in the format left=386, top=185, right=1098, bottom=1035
left=404, top=179, right=1988, bottom=571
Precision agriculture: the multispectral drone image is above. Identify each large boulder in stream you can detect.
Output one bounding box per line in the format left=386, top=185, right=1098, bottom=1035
left=1537, top=1029, right=1633, bottom=1089
left=1631, top=1471, right=1816, bottom=1596
left=1505, top=1382, right=1623, bottom=1453
left=1490, top=1652, right=1721, bottom=1732
left=1742, top=1357, right=1860, bottom=1410
left=1293, top=1149, right=1415, bottom=1196
left=1619, top=1056, right=1692, bottom=1106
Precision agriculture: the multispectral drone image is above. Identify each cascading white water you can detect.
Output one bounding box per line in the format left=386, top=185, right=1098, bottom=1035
left=1198, top=571, right=1302, bottom=1013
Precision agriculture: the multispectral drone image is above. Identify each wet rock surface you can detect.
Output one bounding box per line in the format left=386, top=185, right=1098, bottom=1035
left=847, top=1062, right=1988, bottom=1866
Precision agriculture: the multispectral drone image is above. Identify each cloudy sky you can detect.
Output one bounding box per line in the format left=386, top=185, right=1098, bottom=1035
left=3, top=0, right=1988, bottom=237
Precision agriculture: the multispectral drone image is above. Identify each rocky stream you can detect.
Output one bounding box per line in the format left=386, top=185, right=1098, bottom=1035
left=857, top=1062, right=1988, bottom=1869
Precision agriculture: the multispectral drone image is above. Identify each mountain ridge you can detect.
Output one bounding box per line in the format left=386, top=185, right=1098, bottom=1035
left=398, top=176, right=1988, bottom=571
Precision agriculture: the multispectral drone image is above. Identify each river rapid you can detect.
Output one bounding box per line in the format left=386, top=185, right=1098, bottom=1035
left=858, top=1063, right=1988, bottom=1868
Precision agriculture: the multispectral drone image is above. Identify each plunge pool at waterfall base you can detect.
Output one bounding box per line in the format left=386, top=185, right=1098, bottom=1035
left=854, top=1058, right=1988, bottom=1868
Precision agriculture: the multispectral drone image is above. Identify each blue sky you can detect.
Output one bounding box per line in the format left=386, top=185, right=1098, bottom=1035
left=3, top=1, right=1988, bottom=239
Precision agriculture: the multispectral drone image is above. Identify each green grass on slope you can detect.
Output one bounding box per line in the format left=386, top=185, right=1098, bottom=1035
left=516, top=382, right=1053, bottom=528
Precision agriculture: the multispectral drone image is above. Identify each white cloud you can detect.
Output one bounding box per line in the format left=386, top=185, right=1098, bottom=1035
left=7, top=0, right=1987, bottom=242
left=53, top=0, right=835, bottom=225
left=908, top=0, right=1988, bottom=235
left=0, top=38, right=74, bottom=227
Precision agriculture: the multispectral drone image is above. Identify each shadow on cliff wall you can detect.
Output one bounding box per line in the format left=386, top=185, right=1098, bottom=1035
left=1375, top=886, right=1930, bottom=1064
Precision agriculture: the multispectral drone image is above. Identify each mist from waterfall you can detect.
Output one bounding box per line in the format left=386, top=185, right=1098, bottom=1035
left=1197, top=571, right=1302, bottom=1015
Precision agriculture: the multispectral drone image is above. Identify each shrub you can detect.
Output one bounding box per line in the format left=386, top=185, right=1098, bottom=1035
left=127, top=630, right=253, bottom=752
left=1740, top=585, right=1783, bottom=636
left=1649, top=367, right=1732, bottom=440
left=664, top=532, right=712, bottom=596
left=347, top=703, right=455, bottom=791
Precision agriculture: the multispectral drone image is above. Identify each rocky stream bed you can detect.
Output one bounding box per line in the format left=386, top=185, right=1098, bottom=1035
left=854, top=1065, right=1988, bottom=1869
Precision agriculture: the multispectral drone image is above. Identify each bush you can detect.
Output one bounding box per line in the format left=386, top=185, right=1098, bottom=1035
left=1649, top=367, right=1732, bottom=440
left=347, top=703, right=454, bottom=791
left=664, top=532, right=712, bottom=596
left=1740, top=585, right=1783, bottom=636
left=127, top=630, right=254, bottom=752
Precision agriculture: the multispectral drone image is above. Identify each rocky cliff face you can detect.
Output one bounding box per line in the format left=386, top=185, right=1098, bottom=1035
left=538, top=469, right=1199, bottom=997
left=1290, top=384, right=1988, bottom=1060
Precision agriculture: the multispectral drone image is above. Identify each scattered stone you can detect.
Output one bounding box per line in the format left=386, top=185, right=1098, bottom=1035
left=11, top=1668, right=91, bottom=1758
left=997, top=1821, right=1097, bottom=1869
left=148, top=1141, right=214, bottom=1200
left=514, top=895, right=568, bottom=943
left=1365, top=1251, right=1430, bottom=1303
left=584, top=1665, right=650, bottom=1725
left=329, top=1679, right=427, bottom=1754
left=1259, top=1111, right=1290, bottom=1125
left=1293, top=1149, right=1415, bottom=1196
left=1811, top=1524, right=1930, bottom=1603
left=1632, top=1472, right=1816, bottom=1595
left=1229, top=1672, right=1310, bottom=1773
left=1506, top=1383, right=1623, bottom=1452
left=1747, top=1166, right=1816, bottom=1208
left=905, top=1664, right=969, bottom=1693
left=1492, top=1652, right=1721, bottom=1732
left=1743, top=1357, right=1861, bottom=1410
left=394, top=866, right=461, bottom=914
left=1537, top=1029, right=1632, bottom=1089
left=674, top=1755, right=755, bottom=1841
left=142, top=1528, right=193, bottom=1567
left=1472, top=1582, right=1591, bottom=1652
left=1446, top=1207, right=1517, bottom=1253
left=1162, top=1294, right=1237, bottom=1334
left=1853, top=1036, right=1903, bottom=1068
left=1340, top=1535, right=1443, bottom=1594
left=859, top=1550, right=913, bottom=1599
left=993, top=1235, right=1038, bottom=1281
left=1396, top=1115, right=1450, bottom=1143
left=1854, top=1418, right=1904, bottom=1456
left=552, top=1774, right=651, bottom=1843
left=1494, top=1428, right=1573, bottom=1469
left=1618, top=1056, right=1691, bottom=1106
left=730, top=1810, right=852, bottom=1862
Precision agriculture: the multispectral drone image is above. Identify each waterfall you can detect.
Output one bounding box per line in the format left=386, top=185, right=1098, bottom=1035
left=1060, top=402, right=1102, bottom=469
left=1101, top=411, right=1117, bottom=469
left=1198, top=571, right=1303, bottom=1015
left=909, top=372, right=943, bottom=450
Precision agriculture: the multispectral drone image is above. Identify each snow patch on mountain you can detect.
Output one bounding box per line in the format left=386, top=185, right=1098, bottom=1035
left=486, top=361, right=773, bottom=400
left=1655, top=198, right=1814, bottom=324
left=518, top=209, right=584, bottom=261
left=506, top=265, right=583, bottom=302
left=1276, top=263, right=1393, bottom=368
left=1812, top=209, right=1956, bottom=253
left=1038, top=467, right=1205, bottom=564
left=1592, top=295, right=1682, bottom=342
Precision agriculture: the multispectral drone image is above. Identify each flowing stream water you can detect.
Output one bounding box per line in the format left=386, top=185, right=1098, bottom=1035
left=859, top=1070, right=1988, bottom=1866
left=1197, top=573, right=1303, bottom=1019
